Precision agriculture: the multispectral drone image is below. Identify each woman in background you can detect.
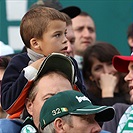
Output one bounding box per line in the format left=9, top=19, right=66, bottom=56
left=0, top=56, right=11, bottom=118
left=82, top=41, right=131, bottom=106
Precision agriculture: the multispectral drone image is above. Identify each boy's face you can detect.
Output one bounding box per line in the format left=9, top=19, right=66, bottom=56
left=37, top=20, right=68, bottom=56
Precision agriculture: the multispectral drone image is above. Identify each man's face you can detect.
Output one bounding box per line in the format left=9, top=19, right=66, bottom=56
left=64, top=25, right=75, bottom=57
left=124, top=62, right=133, bottom=102
left=63, top=114, right=101, bottom=133
left=72, top=15, right=96, bottom=56
left=36, top=20, right=68, bottom=56
left=26, top=72, right=73, bottom=127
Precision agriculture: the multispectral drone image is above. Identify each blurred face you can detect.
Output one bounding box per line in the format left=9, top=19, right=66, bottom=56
left=124, top=62, right=133, bottom=102
left=72, top=15, right=96, bottom=56
left=0, top=69, right=5, bottom=81
left=36, top=20, right=68, bottom=56
left=128, top=37, right=133, bottom=47
left=26, top=72, right=73, bottom=128
left=64, top=114, right=101, bottom=133
left=0, top=69, right=7, bottom=118
left=90, top=58, right=117, bottom=85
left=0, top=69, right=5, bottom=101
left=64, top=25, right=75, bottom=57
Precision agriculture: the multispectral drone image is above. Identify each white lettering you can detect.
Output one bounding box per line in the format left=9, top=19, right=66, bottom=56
left=76, top=96, right=91, bottom=103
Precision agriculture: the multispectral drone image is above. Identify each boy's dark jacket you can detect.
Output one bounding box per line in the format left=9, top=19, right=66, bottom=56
left=1, top=51, right=88, bottom=118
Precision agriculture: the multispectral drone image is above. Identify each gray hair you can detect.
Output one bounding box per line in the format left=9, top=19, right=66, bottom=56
left=39, top=115, right=72, bottom=133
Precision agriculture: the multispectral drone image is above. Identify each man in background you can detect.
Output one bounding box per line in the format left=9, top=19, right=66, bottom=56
left=72, top=11, right=96, bottom=69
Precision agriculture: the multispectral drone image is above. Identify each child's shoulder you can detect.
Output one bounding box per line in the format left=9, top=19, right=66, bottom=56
left=11, top=52, right=29, bottom=60
left=9, top=52, right=30, bottom=65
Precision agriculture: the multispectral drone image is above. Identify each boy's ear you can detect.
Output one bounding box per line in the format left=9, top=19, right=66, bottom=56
left=30, top=38, right=40, bottom=50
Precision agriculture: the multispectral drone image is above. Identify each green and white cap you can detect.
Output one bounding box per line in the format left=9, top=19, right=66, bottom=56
left=34, top=53, right=76, bottom=85
left=40, top=90, right=115, bottom=129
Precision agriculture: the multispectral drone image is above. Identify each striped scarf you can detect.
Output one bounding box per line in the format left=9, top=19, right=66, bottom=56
left=117, top=105, right=133, bottom=133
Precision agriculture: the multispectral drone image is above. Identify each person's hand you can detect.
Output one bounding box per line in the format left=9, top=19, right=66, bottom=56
left=99, top=73, right=118, bottom=98
left=30, top=57, right=46, bottom=70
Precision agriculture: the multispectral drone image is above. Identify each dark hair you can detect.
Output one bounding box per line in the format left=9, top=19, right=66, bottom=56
left=0, top=56, right=11, bottom=69
left=82, top=41, right=129, bottom=99
left=30, top=0, right=63, bottom=10
left=127, top=23, right=133, bottom=39
left=80, top=11, right=91, bottom=17
left=83, top=41, right=120, bottom=80
left=0, top=56, right=11, bottom=105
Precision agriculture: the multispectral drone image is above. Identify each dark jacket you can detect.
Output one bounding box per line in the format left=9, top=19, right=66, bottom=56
left=1, top=52, right=88, bottom=118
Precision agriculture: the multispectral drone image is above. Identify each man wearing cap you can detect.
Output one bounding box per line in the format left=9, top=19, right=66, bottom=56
left=20, top=53, right=111, bottom=133
left=0, top=53, right=76, bottom=133
left=102, top=53, right=133, bottom=133
left=19, top=53, right=77, bottom=132
left=39, top=90, right=115, bottom=133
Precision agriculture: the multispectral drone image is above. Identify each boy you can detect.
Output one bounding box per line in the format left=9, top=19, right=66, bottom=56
left=1, top=6, right=87, bottom=119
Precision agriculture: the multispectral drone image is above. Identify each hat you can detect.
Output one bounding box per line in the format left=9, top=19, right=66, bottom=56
left=34, top=53, right=76, bottom=84
left=31, top=0, right=81, bottom=18
left=0, top=41, right=14, bottom=56
left=112, top=52, right=133, bottom=73
left=59, top=6, right=81, bottom=19
left=40, top=90, right=115, bottom=129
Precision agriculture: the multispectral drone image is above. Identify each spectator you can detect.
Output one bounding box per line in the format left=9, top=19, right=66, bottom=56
left=127, top=23, right=133, bottom=53
left=72, top=11, right=96, bottom=69
left=0, top=56, right=11, bottom=118
left=62, top=12, right=75, bottom=57
left=30, top=0, right=81, bottom=57
left=39, top=90, right=115, bottom=133
left=102, top=52, right=133, bottom=132
left=82, top=41, right=131, bottom=106
left=1, top=6, right=87, bottom=119
left=20, top=53, right=76, bottom=132
left=0, top=53, right=75, bottom=132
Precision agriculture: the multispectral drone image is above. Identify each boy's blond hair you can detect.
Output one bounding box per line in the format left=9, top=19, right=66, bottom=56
left=20, top=6, right=67, bottom=48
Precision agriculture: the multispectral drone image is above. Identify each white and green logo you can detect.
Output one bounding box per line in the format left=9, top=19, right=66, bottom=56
left=21, top=125, right=37, bottom=133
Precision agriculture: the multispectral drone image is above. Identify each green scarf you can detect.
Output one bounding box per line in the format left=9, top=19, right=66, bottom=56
left=117, top=105, right=133, bottom=133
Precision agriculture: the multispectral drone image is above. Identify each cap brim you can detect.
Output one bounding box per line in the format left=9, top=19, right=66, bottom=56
left=60, top=6, right=81, bottom=19
left=112, top=55, right=133, bottom=73
left=35, top=53, right=75, bottom=84
left=70, top=105, right=115, bottom=122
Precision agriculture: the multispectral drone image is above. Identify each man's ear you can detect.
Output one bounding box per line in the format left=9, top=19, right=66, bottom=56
left=30, top=38, right=40, bottom=50
left=53, top=118, right=66, bottom=133
left=25, top=98, right=33, bottom=116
